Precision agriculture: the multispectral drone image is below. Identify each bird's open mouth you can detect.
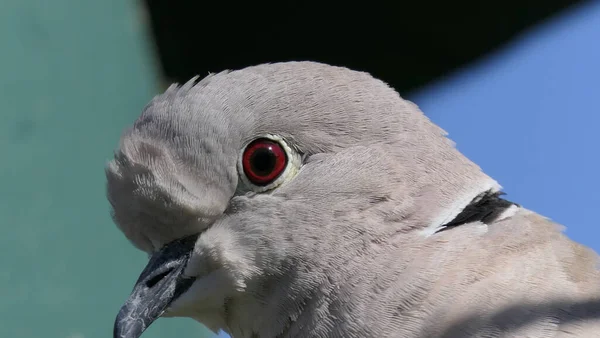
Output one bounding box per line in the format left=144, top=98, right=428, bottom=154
left=113, top=234, right=199, bottom=338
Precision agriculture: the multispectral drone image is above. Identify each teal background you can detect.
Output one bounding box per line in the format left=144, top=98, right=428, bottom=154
left=0, top=1, right=212, bottom=337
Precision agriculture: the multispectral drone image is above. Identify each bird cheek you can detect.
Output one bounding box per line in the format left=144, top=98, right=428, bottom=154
left=186, top=226, right=257, bottom=292
left=166, top=268, right=234, bottom=317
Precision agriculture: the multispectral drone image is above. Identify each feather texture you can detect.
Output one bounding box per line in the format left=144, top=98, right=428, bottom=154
left=107, top=62, right=600, bottom=337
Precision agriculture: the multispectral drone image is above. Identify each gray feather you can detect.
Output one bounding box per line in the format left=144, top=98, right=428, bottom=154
left=107, top=61, right=600, bottom=337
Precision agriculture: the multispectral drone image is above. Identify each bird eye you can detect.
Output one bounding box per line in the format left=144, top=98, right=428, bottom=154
left=238, top=135, right=300, bottom=192
left=242, top=138, right=287, bottom=185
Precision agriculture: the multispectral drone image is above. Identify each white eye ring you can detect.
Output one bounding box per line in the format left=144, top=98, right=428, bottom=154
left=237, top=134, right=301, bottom=193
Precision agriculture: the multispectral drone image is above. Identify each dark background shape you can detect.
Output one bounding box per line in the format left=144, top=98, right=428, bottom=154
left=144, top=0, right=587, bottom=94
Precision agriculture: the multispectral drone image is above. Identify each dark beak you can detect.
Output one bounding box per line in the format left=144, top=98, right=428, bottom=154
left=113, top=235, right=199, bottom=338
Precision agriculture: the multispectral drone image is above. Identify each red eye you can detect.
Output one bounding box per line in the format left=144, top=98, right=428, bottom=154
left=242, top=138, right=288, bottom=186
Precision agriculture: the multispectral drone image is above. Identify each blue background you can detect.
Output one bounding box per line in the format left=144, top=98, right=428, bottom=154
left=411, top=1, right=600, bottom=255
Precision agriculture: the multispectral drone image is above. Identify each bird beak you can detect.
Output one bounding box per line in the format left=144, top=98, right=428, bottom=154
left=113, top=235, right=199, bottom=338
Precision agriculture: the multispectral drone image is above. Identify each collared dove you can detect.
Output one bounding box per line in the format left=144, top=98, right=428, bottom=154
left=107, top=61, right=600, bottom=338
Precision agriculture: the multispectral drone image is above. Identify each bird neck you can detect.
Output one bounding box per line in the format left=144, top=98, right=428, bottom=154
left=436, top=190, right=518, bottom=233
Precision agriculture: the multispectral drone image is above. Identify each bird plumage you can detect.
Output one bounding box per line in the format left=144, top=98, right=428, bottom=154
left=107, top=61, right=600, bottom=337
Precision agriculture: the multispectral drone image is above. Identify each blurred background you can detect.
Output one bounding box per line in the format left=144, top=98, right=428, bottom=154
left=1, top=1, right=598, bottom=338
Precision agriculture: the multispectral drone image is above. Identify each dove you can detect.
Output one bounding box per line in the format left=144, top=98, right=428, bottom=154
left=106, top=61, right=600, bottom=338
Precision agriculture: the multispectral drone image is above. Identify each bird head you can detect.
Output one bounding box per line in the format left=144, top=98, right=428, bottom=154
left=107, top=61, right=499, bottom=337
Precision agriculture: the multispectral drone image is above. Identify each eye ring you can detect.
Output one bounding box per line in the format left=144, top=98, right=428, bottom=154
left=237, top=135, right=300, bottom=192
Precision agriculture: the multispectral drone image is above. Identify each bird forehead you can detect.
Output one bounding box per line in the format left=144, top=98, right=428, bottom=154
left=106, top=127, right=239, bottom=252
left=135, top=61, right=434, bottom=156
